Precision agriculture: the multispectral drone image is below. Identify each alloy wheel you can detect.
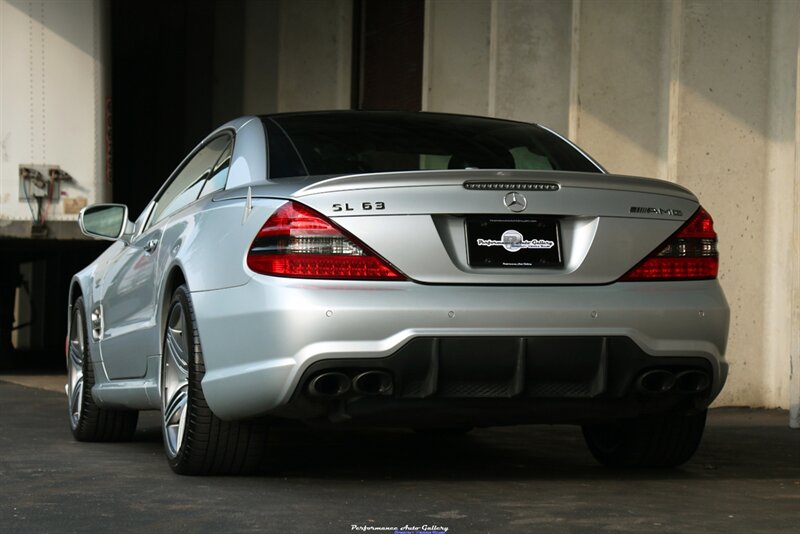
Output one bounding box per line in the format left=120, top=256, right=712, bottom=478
left=162, top=301, right=190, bottom=458
left=67, top=306, right=85, bottom=430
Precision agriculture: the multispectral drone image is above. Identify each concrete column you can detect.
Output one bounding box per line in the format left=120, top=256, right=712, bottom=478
left=423, top=0, right=572, bottom=130
left=492, top=0, right=572, bottom=131
left=277, top=0, right=352, bottom=112
left=675, top=0, right=772, bottom=407
left=417, top=0, right=800, bottom=412
left=791, top=1, right=800, bottom=428
left=422, top=0, right=492, bottom=114
left=212, top=1, right=245, bottom=123
left=572, top=0, right=670, bottom=178
left=765, top=0, right=799, bottom=417
left=242, top=0, right=280, bottom=115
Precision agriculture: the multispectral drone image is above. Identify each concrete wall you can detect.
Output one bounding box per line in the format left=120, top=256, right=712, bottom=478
left=214, top=0, right=352, bottom=119
left=231, top=0, right=799, bottom=415
left=276, top=0, right=352, bottom=112
left=422, top=0, right=492, bottom=115
left=766, top=0, right=800, bottom=426
left=422, top=0, right=572, bottom=130
left=675, top=0, right=772, bottom=407
left=423, top=0, right=800, bottom=414
left=574, top=0, right=671, bottom=180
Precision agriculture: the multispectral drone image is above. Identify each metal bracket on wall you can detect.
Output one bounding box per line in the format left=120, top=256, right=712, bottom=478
left=18, top=164, right=75, bottom=238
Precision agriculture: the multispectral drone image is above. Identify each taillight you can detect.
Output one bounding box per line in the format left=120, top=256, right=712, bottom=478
left=620, top=207, right=718, bottom=281
left=247, top=201, right=405, bottom=280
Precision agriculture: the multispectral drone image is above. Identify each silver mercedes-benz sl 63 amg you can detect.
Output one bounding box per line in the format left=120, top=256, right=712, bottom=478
left=67, top=111, right=729, bottom=474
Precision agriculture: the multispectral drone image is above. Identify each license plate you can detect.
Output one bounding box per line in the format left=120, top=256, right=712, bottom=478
left=466, top=216, right=562, bottom=268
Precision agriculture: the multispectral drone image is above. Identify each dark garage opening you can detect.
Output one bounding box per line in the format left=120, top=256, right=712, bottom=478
left=1, top=0, right=220, bottom=370
left=1, top=0, right=428, bottom=371
left=110, top=0, right=217, bottom=217
left=354, top=0, right=425, bottom=111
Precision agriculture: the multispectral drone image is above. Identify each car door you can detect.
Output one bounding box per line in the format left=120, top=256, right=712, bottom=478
left=100, top=134, right=232, bottom=379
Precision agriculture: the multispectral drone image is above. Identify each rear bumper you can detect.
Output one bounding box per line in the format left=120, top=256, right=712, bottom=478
left=279, top=336, right=722, bottom=426
left=191, top=278, right=729, bottom=421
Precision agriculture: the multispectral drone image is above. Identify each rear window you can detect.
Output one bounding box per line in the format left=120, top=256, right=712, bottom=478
left=262, top=112, right=602, bottom=178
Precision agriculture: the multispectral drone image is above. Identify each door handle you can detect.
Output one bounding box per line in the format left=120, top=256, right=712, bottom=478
left=143, top=239, right=159, bottom=253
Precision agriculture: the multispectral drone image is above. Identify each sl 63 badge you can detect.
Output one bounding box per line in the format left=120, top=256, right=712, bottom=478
left=332, top=202, right=386, bottom=212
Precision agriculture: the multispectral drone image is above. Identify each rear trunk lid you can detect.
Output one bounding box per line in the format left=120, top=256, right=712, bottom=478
left=244, top=169, right=699, bottom=284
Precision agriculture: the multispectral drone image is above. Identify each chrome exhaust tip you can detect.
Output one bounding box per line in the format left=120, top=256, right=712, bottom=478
left=636, top=369, right=676, bottom=394
left=676, top=370, right=711, bottom=393
left=308, top=372, right=351, bottom=397
left=352, top=370, right=393, bottom=396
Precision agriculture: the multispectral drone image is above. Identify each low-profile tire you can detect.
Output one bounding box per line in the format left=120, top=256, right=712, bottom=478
left=582, top=410, right=707, bottom=468
left=160, top=285, right=269, bottom=475
left=67, top=296, right=139, bottom=441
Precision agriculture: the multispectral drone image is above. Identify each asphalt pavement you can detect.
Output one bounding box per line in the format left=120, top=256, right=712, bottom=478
left=1, top=378, right=798, bottom=533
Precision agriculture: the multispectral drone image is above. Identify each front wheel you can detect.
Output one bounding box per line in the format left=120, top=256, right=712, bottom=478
left=160, top=285, right=269, bottom=475
left=582, top=410, right=707, bottom=468
left=67, top=296, right=138, bottom=441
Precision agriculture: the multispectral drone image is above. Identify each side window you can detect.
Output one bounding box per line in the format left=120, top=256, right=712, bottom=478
left=199, top=140, right=232, bottom=198
left=147, top=135, right=231, bottom=228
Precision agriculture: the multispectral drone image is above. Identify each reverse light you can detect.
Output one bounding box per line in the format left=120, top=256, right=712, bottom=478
left=620, top=207, right=719, bottom=281
left=247, top=201, right=405, bottom=280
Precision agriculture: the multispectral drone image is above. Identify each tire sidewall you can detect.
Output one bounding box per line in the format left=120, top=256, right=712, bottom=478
left=68, top=297, right=94, bottom=437
left=161, top=285, right=203, bottom=472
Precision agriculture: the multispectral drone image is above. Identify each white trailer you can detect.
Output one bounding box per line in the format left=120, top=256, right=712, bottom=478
left=0, top=0, right=109, bottom=360
left=1, top=0, right=109, bottom=239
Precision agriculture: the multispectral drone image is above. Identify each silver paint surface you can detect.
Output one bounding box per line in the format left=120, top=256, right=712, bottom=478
left=67, top=115, right=730, bottom=420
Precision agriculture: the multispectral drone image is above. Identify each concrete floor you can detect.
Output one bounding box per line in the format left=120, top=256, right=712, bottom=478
left=0, top=377, right=798, bottom=533
left=0, top=373, right=66, bottom=394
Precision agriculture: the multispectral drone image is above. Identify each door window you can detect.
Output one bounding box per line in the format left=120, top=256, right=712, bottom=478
left=147, top=134, right=231, bottom=227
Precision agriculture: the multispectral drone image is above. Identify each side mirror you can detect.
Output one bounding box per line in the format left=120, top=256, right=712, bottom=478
left=78, top=204, right=133, bottom=242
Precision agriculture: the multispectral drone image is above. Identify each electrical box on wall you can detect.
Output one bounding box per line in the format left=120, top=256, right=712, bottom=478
left=18, top=165, right=65, bottom=202
left=16, top=164, right=88, bottom=237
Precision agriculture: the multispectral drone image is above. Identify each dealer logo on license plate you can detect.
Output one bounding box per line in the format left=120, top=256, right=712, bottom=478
left=467, top=216, right=562, bottom=268
left=477, top=229, right=555, bottom=252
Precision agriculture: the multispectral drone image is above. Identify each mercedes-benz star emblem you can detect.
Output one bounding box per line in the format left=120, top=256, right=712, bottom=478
left=503, top=191, right=527, bottom=213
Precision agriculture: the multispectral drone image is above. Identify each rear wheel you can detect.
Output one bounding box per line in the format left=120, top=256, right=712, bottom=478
left=67, top=296, right=138, bottom=441
left=582, top=410, right=707, bottom=468
left=160, top=285, right=269, bottom=475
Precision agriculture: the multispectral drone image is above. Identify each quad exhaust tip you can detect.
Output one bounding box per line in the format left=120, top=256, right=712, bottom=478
left=308, top=370, right=394, bottom=398
left=676, top=370, right=711, bottom=393
left=308, top=372, right=351, bottom=397
left=352, top=370, right=393, bottom=396
left=636, top=369, right=711, bottom=395
left=636, top=369, right=676, bottom=394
